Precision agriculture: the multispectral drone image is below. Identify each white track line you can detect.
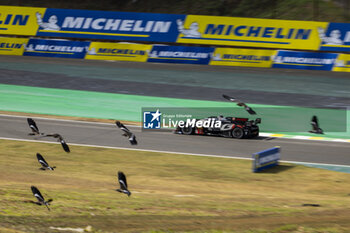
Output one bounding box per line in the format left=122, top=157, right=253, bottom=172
left=0, top=136, right=250, bottom=160
left=1, top=136, right=350, bottom=169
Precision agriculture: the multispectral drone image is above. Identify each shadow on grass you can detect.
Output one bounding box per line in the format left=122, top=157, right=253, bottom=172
left=257, top=164, right=295, bottom=174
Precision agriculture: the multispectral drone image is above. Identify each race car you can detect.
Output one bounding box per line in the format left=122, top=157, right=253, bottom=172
left=174, top=116, right=261, bottom=139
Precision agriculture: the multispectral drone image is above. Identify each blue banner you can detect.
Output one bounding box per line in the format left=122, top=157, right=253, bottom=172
left=147, top=45, right=214, bottom=64
left=23, top=38, right=90, bottom=58
left=272, top=50, right=338, bottom=71
left=35, top=8, right=185, bottom=42
left=319, top=23, right=350, bottom=52
left=252, top=147, right=280, bottom=173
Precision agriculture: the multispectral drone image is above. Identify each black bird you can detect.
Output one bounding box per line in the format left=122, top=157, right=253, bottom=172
left=30, top=186, right=53, bottom=211
left=222, top=94, right=257, bottom=115
left=27, top=118, right=43, bottom=135
left=44, top=133, right=70, bottom=153
left=116, top=171, right=131, bottom=196
left=115, top=121, right=137, bottom=145
left=36, top=153, right=56, bottom=170
left=309, top=115, right=323, bottom=134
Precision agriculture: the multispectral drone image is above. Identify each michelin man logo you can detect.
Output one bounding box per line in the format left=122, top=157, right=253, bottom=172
left=177, top=19, right=201, bottom=38
left=87, top=47, right=97, bottom=55
left=36, top=12, right=61, bottom=31
left=318, top=27, right=343, bottom=45
left=211, top=53, right=222, bottom=61
left=335, top=59, right=345, bottom=67
left=25, top=44, right=35, bottom=51
left=272, top=55, right=283, bottom=63
left=148, top=51, right=158, bottom=58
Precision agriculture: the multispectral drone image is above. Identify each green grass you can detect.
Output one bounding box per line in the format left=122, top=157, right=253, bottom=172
left=1, top=139, right=350, bottom=232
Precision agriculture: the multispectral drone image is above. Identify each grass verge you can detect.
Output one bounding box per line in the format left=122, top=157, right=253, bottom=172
left=1, top=139, right=350, bottom=232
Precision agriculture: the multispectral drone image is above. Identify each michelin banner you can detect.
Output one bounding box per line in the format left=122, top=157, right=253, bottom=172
left=35, top=8, right=185, bottom=42
left=333, top=54, right=350, bottom=72
left=3, top=5, right=350, bottom=52
left=0, top=37, right=28, bottom=55
left=85, top=42, right=151, bottom=62
left=177, top=15, right=327, bottom=50
left=272, top=50, right=338, bottom=71
left=319, top=23, right=350, bottom=52
left=210, top=48, right=276, bottom=67
left=147, top=45, right=214, bottom=64
left=23, top=38, right=90, bottom=58
left=1, top=35, right=350, bottom=73
left=0, top=6, right=46, bottom=36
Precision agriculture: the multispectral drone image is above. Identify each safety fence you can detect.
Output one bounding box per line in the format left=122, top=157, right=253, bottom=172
left=0, top=5, right=350, bottom=52
left=1, top=37, right=349, bottom=72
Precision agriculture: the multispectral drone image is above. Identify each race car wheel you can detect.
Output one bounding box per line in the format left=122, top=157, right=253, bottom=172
left=232, top=127, right=244, bottom=139
left=181, top=126, right=194, bottom=135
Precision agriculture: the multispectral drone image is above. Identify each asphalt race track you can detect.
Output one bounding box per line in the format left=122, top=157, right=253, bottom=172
left=1, top=114, right=350, bottom=166
left=1, top=55, right=350, bottom=108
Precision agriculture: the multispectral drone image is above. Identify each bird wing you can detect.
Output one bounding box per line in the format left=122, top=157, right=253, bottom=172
left=310, top=115, right=323, bottom=134
left=129, top=134, right=137, bottom=145
left=118, top=171, right=128, bottom=189
left=60, top=139, right=70, bottom=153
left=31, top=186, right=45, bottom=202
left=119, top=180, right=128, bottom=191
left=27, top=118, right=39, bottom=134
left=311, top=116, right=319, bottom=130
left=116, top=121, right=137, bottom=144
left=116, top=121, right=129, bottom=130
left=222, top=94, right=237, bottom=102
left=223, top=94, right=257, bottom=115
left=245, top=106, right=257, bottom=115
left=47, top=133, right=60, bottom=138
left=116, top=121, right=132, bottom=136
left=122, top=128, right=132, bottom=137
left=36, top=153, right=49, bottom=168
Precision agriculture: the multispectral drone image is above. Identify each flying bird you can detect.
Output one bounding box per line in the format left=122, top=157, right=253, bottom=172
left=36, top=153, right=55, bottom=170
left=115, top=121, right=137, bottom=145
left=30, top=186, right=53, bottom=211
left=44, top=133, right=70, bottom=152
left=222, top=94, right=257, bottom=115
left=116, top=171, right=131, bottom=196
left=27, top=118, right=43, bottom=135
left=309, top=115, right=323, bottom=134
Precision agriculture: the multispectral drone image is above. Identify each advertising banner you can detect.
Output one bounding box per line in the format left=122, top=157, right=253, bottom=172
left=210, top=48, right=276, bottom=67
left=319, top=23, right=350, bottom=52
left=6, top=5, right=350, bottom=52
left=147, top=45, right=214, bottom=64
left=333, top=54, right=350, bottom=72
left=23, top=38, right=90, bottom=58
left=252, top=147, right=280, bottom=173
left=35, top=8, right=185, bottom=42
left=0, top=37, right=28, bottom=55
left=176, top=15, right=327, bottom=50
left=272, top=50, right=338, bottom=71
left=0, top=6, right=46, bottom=36
left=85, top=42, right=151, bottom=62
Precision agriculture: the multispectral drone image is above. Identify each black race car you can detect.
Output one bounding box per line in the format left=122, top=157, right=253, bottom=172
left=175, top=116, right=261, bottom=139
